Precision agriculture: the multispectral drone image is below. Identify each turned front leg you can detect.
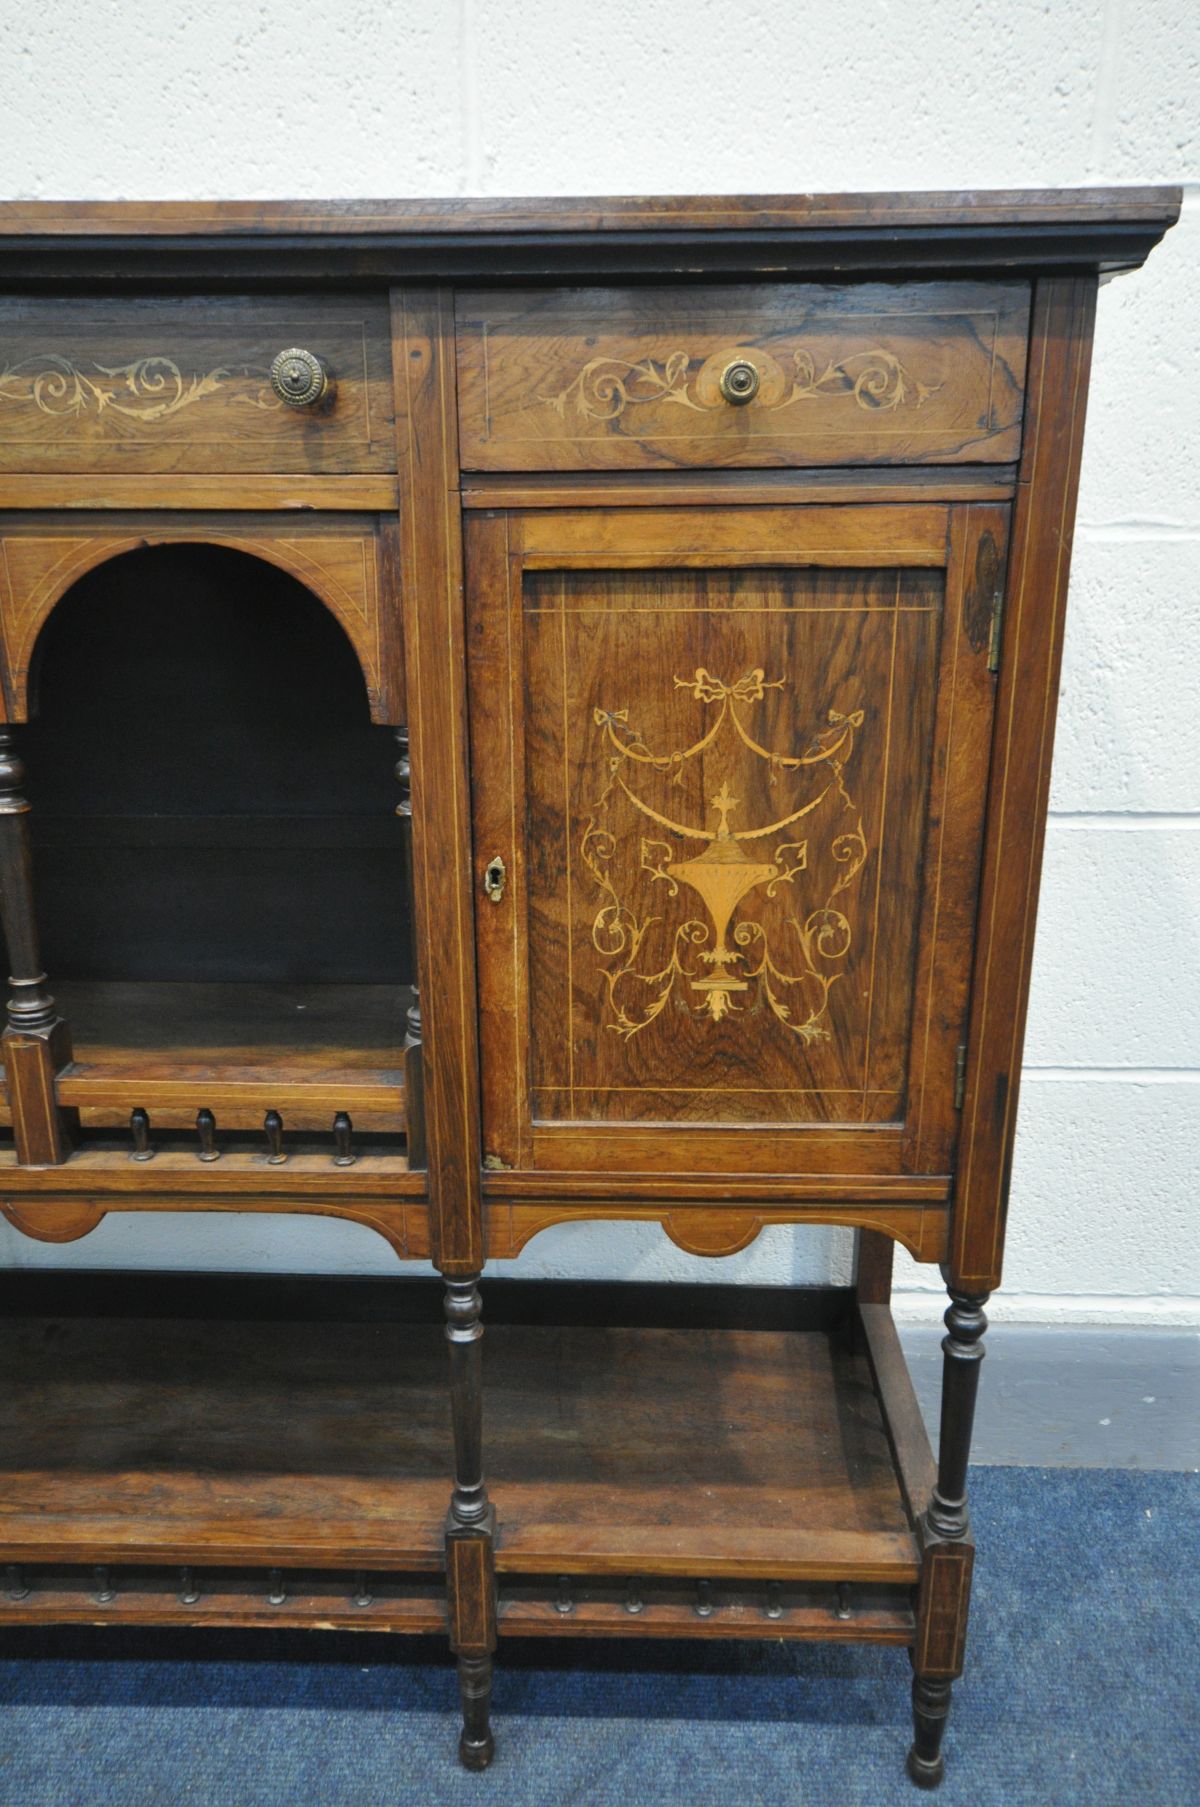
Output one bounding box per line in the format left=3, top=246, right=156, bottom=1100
left=443, top=1274, right=497, bottom=1771
left=0, top=728, right=75, bottom=1164
left=907, top=1286, right=989, bottom=1789
left=928, top=1288, right=988, bottom=1539
left=908, top=1675, right=954, bottom=1789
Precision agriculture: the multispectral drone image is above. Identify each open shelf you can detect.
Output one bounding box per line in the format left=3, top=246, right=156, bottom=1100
left=0, top=1311, right=448, bottom=1571
left=52, top=979, right=411, bottom=1130
left=484, top=1321, right=922, bottom=1583
left=0, top=1286, right=928, bottom=1643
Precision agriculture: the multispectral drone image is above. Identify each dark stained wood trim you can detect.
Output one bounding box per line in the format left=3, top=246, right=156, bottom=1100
left=0, top=190, right=1179, bottom=235
left=952, top=277, right=1099, bottom=1292
left=480, top=1170, right=951, bottom=1202
left=0, top=1269, right=857, bottom=1330
left=461, top=467, right=1020, bottom=510
left=855, top=1229, right=895, bottom=1304
left=497, top=1584, right=915, bottom=1643
left=913, top=1529, right=975, bottom=1681
left=0, top=475, right=400, bottom=512
left=485, top=1201, right=948, bottom=1265
left=391, top=287, right=484, bottom=1273
left=1, top=1196, right=431, bottom=1263
left=858, top=1302, right=936, bottom=1529
left=0, top=1573, right=448, bottom=1632
left=0, top=190, right=1178, bottom=286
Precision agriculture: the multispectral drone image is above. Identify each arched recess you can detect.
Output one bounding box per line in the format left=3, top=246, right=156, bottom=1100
left=19, top=539, right=411, bottom=990
left=0, top=514, right=402, bottom=723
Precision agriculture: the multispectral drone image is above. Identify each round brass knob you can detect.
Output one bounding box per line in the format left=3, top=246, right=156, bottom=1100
left=719, top=357, right=760, bottom=406
left=269, top=347, right=331, bottom=410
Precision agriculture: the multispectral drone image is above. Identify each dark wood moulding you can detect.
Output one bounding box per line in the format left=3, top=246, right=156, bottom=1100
left=0, top=188, right=1180, bottom=285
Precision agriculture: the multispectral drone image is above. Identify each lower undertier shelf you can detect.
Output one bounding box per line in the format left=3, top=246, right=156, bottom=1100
left=0, top=1297, right=924, bottom=1643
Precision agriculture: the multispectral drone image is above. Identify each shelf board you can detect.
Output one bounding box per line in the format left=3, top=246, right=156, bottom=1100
left=47, top=980, right=410, bottom=1128
left=0, top=1308, right=924, bottom=1597
left=484, top=1323, right=921, bottom=1582
left=0, top=1313, right=448, bottom=1569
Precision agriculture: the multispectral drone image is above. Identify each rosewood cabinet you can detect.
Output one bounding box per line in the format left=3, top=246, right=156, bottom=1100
left=0, top=189, right=1178, bottom=1788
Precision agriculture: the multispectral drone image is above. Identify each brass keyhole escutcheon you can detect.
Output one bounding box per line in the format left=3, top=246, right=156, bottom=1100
left=483, top=855, right=507, bottom=904
left=719, top=357, right=760, bottom=405
left=269, top=347, right=332, bottom=409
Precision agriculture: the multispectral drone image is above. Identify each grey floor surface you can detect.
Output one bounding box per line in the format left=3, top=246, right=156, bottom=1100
left=900, top=1323, right=1199, bottom=1468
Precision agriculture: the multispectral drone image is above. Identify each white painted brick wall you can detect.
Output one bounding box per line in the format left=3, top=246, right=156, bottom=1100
left=0, top=0, right=1196, bottom=1327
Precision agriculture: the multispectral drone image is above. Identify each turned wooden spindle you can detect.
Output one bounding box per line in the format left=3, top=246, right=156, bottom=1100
left=395, top=724, right=418, bottom=1057
left=444, top=1277, right=490, bottom=1531
left=908, top=1676, right=954, bottom=1790
left=196, top=1108, right=220, bottom=1162
left=130, top=1107, right=153, bottom=1162
left=928, top=1289, right=990, bottom=1540
left=0, top=727, right=75, bottom=1164
left=264, top=1109, right=286, bottom=1164
left=906, top=1285, right=991, bottom=1788
left=444, top=1274, right=497, bottom=1770
left=404, top=988, right=422, bottom=1053
left=395, top=725, right=427, bottom=1167
left=332, top=1110, right=355, bottom=1166
left=457, top=1655, right=494, bottom=1771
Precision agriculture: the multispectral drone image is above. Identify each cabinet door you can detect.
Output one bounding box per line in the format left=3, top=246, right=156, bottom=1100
left=468, top=502, right=1004, bottom=1180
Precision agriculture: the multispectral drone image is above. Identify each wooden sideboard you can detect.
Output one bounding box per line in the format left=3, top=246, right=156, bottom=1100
left=0, top=189, right=1179, bottom=1787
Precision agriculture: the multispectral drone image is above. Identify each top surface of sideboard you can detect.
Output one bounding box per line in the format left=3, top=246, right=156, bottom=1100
left=0, top=188, right=1180, bottom=284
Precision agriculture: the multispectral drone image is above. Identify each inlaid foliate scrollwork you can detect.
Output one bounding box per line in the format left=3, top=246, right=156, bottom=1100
left=541, top=344, right=941, bottom=423
left=0, top=354, right=283, bottom=423
left=581, top=669, right=868, bottom=1040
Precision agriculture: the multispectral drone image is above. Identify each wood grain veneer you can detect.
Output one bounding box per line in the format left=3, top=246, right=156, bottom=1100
left=0, top=189, right=1177, bottom=1786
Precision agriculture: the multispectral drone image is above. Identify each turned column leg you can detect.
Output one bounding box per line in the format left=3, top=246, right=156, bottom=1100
left=395, top=725, right=426, bottom=1168
left=908, top=1676, right=954, bottom=1789
left=443, top=1274, right=497, bottom=1771
left=929, top=1288, right=989, bottom=1541
left=907, top=1286, right=989, bottom=1790
left=0, top=728, right=75, bottom=1164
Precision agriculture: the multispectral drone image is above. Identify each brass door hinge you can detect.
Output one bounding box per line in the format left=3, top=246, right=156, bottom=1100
left=954, top=1043, right=968, bottom=1111
left=987, top=586, right=1005, bottom=673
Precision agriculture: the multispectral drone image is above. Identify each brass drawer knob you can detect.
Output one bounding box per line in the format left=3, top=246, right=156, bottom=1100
left=719, top=357, right=760, bottom=406
left=269, top=346, right=332, bottom=409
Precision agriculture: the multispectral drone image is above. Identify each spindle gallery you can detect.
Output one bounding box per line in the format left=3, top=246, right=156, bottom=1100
left=0, top=188, right=1178, bottom=1786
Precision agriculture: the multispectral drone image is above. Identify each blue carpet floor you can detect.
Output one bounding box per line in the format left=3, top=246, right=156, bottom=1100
left=0, top=1468, right=1195, bottom=1807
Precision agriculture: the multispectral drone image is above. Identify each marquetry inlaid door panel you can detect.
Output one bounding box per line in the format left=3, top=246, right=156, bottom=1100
left=469, top=502, right=1005, bottom=1180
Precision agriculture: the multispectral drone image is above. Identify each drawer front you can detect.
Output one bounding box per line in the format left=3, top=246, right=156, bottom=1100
left=457, top=282, right=1029, bottom=471
left=0, top=297, right=396, bottom=474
